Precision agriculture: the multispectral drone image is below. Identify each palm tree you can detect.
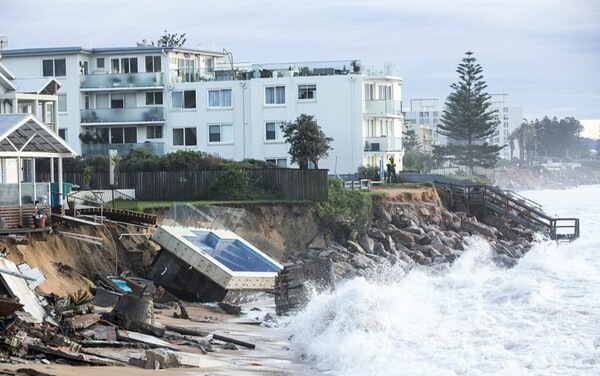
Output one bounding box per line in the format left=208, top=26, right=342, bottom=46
left=511, top=120, right=536, bottom=166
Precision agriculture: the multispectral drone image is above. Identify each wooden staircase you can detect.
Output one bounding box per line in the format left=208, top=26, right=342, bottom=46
left=433, top=180, right=579, bottom=241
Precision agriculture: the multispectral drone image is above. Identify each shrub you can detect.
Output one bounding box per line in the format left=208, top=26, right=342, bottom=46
left=356, top=165, right=380, bottom=181
left=208, top=168, right=275, bottom=200
left=317, top=178, right=372, bottom=232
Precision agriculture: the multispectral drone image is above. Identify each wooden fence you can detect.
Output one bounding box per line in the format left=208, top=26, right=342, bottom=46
left=38, top=169, right=329, bottom=202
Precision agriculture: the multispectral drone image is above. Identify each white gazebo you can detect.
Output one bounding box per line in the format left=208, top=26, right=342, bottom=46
left=0, top=113, right=75, bottom=229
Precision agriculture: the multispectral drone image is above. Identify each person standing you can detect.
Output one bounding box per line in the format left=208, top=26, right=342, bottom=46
left=386, top=155, right=397, bottom=184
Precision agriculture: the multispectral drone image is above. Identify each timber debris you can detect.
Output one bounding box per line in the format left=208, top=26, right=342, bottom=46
left=0, top=264, right=259, bottom=371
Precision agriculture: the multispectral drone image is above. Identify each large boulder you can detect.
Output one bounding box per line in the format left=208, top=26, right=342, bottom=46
left=390, top=230, right=417, bottom=249
left=347, top=240, right=366, bottom=254
left=462, top=219, right=498, bottom=239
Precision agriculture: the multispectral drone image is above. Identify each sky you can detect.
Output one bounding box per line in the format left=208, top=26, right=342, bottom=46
left=2, top=0, right=599, bottom=138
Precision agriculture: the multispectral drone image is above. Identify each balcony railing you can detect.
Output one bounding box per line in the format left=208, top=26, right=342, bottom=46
left=0, top=182, right=50, bottom=206
left=363, top=100, right=403, bottom=116
left=81, top=107, right=164, bottom=124
left=81, top=72, right=164, bottom=89
left=81, top=142, right=165, bottom=157
left=363, top=136, right=403, bottom=152
left=170, top=68, right=238, bottom=83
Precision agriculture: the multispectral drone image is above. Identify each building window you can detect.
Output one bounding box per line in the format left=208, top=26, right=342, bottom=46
left=146, top=125, right=163, bottom=139
left=433, top=118, right=438, bottom=124
left=419, top=112, right=429, bottom=117
left=173, top=127, right=197, bottom=146
left=58, top=94, right=67, bottom=112
left=42, top=59, right=66, bottom=77
left=146, top=92, right=163, bottom=105
left=145, top=56, right=161, bottom=72
left=58, top=129, right=67, bottom=141
left=265, top=86, right=285, bottom=105
left=503, top=107, right=509, bottom=112
left=503, top=115, right=509, bottom=120
left=209, top=124, right=233, bottom=143
left=266, top=158, right=287, bottom=168
left=111, top=93, right=124, bottom=109
left=364, top=83, right=374, bottom=100
left=208, top=89, right=232, bottom=108
left=110, top=127, right=137, bottom=144
left=298, top=84, right=316, bottom=100
left=265, top=122, right=284, bottom=141
left=111, top=57, right=138, bottom=74
left=172, top=90, right=196, bottom=109
left=433, top=111, right=438, bottom=116
left=96, top=58, right=105, bottom=69
left=504, top=122, right=509, bottom=127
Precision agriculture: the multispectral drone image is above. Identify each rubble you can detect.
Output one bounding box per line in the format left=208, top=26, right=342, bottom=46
left=0, top=264, right=265, bottom=372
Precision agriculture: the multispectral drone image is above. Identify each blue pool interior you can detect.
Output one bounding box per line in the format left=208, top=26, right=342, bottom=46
left=182, top=230, right=280, bottom=272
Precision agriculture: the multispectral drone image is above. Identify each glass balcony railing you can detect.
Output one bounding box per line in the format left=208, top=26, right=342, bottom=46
left=81, top=107, right=164, bottom=124
left=169, top=68, right=238, bottom=83
left=363, top=100, right=403, bottom=116
left=363, top=136, right=403, bottom=152
left=81, top=142, right=165, bottom=157
left=0, top=182, right=51, bottom=206
left=81, top=72, right=164, bottom=89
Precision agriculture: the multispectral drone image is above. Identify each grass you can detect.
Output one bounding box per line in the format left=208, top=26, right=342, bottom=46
left=134, top=198, right=313, bottom=211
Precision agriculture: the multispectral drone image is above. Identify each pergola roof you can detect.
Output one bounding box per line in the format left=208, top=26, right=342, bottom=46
left=12, top=78, right=61, bottom=95
left=0, top=113, right=75, bottom=158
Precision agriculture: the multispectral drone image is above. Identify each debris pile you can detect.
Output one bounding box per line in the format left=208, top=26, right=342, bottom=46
left=0, top=260, right=256, bottom=372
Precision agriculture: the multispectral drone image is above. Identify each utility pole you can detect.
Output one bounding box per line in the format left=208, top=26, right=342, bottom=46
left=0, top=37, right=7, bottom=51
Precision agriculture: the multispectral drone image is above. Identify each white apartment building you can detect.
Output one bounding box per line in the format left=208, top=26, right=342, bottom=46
left=403, top=99, right=440, bottom=152
left=1, top=46, right=403, bottom=174
left=489, top=94, right=523, bottom=160
left=405, top=96, right=522, bottom=159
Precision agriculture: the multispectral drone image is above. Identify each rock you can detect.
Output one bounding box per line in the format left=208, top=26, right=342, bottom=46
left=223, top=343, right=239, bottom=350
left=219, top=302, right=241, bottom=315
left=373, top=242, right=387, bottom=256
left=348, top=230, right=359, bottom=242
left=462, top=219, right=498, bottom=239
left=374, top=206, right=392, bottom=223
left=494, top=254, right=518, bottom=268
left=390, top=230, right=417, bottom=249
left=405, top=226, right=424, bottom=235
left=416, top=233, right=431, bottom=245
left=419, top=207, right=430, bottom=216
left=347, top=240, right=366, bottom=254
left=367, top=228, right=386, bottom=240
left=382, top=235, right=396, bottom=254
left=333, top=262, right=355, bottom=278
left=308, top=231, right=326, bottom=250
left=351, top=254, right=376, bottom=270
left=358, top=234, right=375, bottom=254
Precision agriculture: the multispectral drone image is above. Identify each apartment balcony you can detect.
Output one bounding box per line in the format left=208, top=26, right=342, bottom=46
left=251, top=60, right=398, bottom=77
left=363, top=136, right=403, bottom=153
left=81, top=107, right=164, bottom=124
left=363, top=100, right=403, bottom=117
left=80, top=72, right=164, bottom=90
left=81, top=142, right=165, bottom=157
left=170, top=68, right=238, bottom=83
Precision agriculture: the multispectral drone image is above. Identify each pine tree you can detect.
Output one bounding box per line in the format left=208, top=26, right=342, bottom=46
left=433, top=51, right=503, bottom=174
left=403, top=127, right=422, bottom=151
left=280, top=114, right=333, bottom=169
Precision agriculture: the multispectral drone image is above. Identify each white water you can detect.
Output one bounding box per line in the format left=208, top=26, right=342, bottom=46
left=285, top=185, right=600, bottom=376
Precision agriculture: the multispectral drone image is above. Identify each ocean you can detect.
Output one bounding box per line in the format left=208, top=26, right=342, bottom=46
left=284, top=185, right=600, bottom=376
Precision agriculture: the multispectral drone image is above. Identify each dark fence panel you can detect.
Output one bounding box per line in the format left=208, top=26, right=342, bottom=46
left=38, top=169, right=328, bottom=202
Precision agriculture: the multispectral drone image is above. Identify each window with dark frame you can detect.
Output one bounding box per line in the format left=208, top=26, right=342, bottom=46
left=298, top=84, right=316, bottom=100
left=42, top=58, right=66, bottom=77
